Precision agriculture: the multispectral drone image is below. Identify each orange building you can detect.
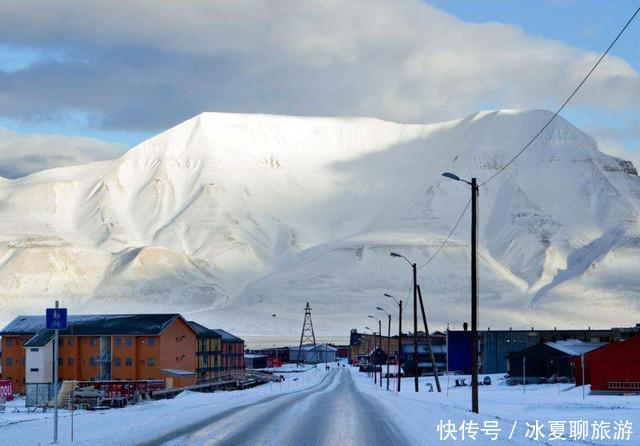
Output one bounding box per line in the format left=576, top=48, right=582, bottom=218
left=0, top=314, right=197, bottom=393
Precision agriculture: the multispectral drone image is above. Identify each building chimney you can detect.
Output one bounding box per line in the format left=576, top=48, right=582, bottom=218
left=463, top=322, right=468, bottom=332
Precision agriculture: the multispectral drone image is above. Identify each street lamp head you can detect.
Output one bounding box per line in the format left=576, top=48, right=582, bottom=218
left=384, top=293, right=400, bottom=305
left=442, top=172, right=461, bottom=182
left=368, top=315, right=376, bottom=320
left=390, top=251, right=412, bottom=265
left=442, top=171, right=472, bottom=186
left=377, top=306, right=390, bottom=317
left=364, top=326, right=371, bottom=331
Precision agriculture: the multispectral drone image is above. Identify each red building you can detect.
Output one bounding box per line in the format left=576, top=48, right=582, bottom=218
left=574, top=335, right=640, bottom=393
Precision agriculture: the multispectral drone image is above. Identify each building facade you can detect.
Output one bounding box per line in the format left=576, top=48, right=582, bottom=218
left=575, top=335, right=640, bottom=393
left=213, top=329, right=244, bottom=371
left=448, top=325, right=640, bottom=374
left=188, top=321, right=222, bottom=381
left=507, top=340, right=605, bottom=381
left=289, top=344, right=337, bottom=364
left=349, top=330, right=400, bottom=363
left=0, top=334, right=32, bottom=393
left=1, top=314, right=198, bottom=393
left=401, top=332, right=446, bottom=376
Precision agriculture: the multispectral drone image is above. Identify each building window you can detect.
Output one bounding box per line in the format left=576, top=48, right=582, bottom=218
left=114, top=357, right=121, bottom=367
left=30, top=368, right=39, bottom=372
left=89, top=357, right=96, bottom=366
left=148, top=357, right=156, bottom=367
left=58, top=358, right=63, bottom=366
left=5, top=357, right=12, bottom=366
left=125, top=337, right=132, bottom=347
left=90, top=338, right=97, bottom=347
left=67, top=338, right=74, bottom=346
left=148, top=337, right=156, bottom=346
left=115, top=337, right=121, bottom=347
left=59, top=337, right=63, bottom=346
left=30, top=348, right=39, bottom=352
left=68, top=357, right=74, bottom=366
left=6, top=338, right=12, bottom=347
left=125, top=357, right=132, bottom=366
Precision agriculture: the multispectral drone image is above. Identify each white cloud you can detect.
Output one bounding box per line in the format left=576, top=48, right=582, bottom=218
left=0, top=127, right=126, bottom=178
left=0, top=0, right=637, bottom=131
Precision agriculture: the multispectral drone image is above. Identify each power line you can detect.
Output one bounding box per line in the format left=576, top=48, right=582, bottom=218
left=480, top=4, right=640, bottom=187
left=412, top=5, right=639, bottom=275
left=418, top=198, right=471, bottom=270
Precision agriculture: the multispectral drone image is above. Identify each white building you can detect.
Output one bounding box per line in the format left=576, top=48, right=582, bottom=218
left=289, top=344, right=337, bottom=364
left=25, top=339, right=53, bottom=384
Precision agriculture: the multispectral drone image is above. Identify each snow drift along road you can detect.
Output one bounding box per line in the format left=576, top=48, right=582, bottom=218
left=0, top=109, right=638, bottom=333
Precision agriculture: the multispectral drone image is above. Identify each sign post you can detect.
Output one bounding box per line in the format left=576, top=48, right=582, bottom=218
left=46, top=301, right=67, bottom=444
left=581, top=354, right=585, bottom=400
left=523, top=356, right=526, bottom=395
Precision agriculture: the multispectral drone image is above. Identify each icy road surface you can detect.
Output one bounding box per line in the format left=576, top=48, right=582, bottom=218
left=158, top=368, right=410, bottom=446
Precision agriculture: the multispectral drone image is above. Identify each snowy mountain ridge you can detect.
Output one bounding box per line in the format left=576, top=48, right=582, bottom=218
left=0, top=109, right=638, bottom=334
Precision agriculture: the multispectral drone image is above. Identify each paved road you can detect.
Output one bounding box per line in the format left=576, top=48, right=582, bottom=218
left=157, top=368, right=410, bottom=446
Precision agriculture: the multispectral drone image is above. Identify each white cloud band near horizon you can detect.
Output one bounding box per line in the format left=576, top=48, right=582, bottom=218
left=0, top=127, right=126, bottom=179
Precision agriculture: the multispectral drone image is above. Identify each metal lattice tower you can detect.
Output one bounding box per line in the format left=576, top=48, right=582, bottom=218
left=296, top=302, right=319, bottom=366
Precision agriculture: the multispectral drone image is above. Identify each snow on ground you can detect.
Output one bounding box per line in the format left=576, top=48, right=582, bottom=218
left=2, top=364, right=638, bottom=445
left=352, top=367, right=639, bottom=445
left=0, top=367, right=326, bottom=446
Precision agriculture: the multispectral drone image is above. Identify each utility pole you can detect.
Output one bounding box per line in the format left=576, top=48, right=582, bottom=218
left=378, top=319, right=382, bottom=388
left=373, top=330, right=377, bottom=384
left=53, top=300, right=59, bottom=443
left=471, top=177, right=479, bottom=413
left=417, top=285, right=441, bottom=392
left=398, top=300, right=402, bottom=392
left=386, top=314, right=391, bottom=391
left=441, top=172, right=480, bottom=413
left=413, top=262, right=419, bottom=392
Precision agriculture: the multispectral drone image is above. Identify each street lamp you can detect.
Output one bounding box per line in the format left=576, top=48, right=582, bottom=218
left=390, top=251, right=419, bottom=392
left=442, top=171, right=479, bottom=414
left=377, top=307, right=392, bottom=391
left=385, top=293, right=403, bottom=392
left=367, top=315, right=382, bottom=387
left=369, top=315, right=382, bottom=387
left=364, top=326, right=372, bottom=378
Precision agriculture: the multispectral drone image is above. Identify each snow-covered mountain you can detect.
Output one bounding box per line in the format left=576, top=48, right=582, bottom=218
left=0, top=110, right=638, bottom=334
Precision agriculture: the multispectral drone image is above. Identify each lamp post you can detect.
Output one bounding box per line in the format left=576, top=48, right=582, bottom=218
left=442, top=172, right=479, bottom=414
left=377, top=306, right=392, bottom=391
left=385, top=293, right=403, bottom=392
left=390, top=252, right=419, bottom=392
left=368, top=315, right=381, bottom=385
left=364, top=326, right=372, bottom=378
left=369, top=315, right=383, bottom=388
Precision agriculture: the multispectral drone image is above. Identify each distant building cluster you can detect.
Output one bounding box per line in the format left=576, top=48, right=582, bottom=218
left=349, top=324, right=640, bottom=393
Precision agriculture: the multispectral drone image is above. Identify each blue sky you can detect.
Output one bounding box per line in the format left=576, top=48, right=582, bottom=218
left=0, top=1, right=638, bottom=176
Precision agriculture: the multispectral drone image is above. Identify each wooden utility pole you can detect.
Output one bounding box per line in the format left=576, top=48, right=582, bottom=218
left=413, top=262, right=419, bottom=392
left=471, top=177, right=479, bottom=413
left=398, top=300, right=402, bottom=392
left=386, top=314, right=391, bottom=391
left=417, top=285, right=441, bottom=392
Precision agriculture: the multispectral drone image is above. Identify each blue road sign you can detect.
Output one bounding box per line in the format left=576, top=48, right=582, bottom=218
left=46, top=308, right=67, bottom=330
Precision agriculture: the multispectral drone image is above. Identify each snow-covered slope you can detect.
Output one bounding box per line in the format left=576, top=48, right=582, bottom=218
left=0, top=110, right=638, bottom=334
